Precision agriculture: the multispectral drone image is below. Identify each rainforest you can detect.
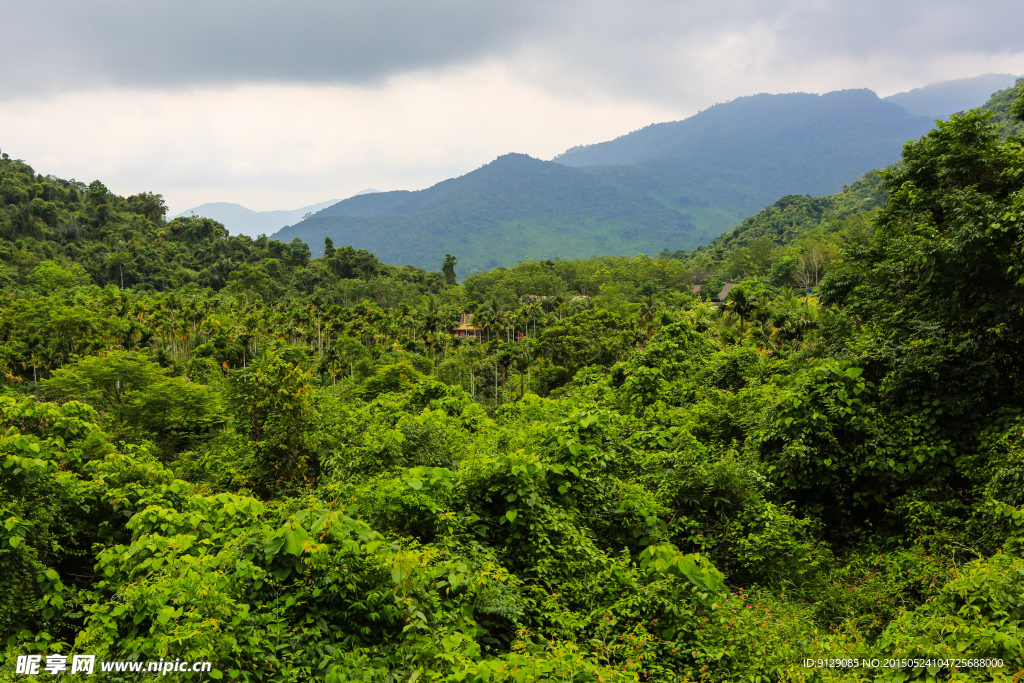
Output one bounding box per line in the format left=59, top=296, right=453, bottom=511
left=2, top=90, right=1024, bottom=682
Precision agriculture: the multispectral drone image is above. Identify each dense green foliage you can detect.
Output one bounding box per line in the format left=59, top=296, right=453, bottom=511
left=981, top=77, right=1024, bottom=139
left=4, top=93, right=1024, bottom=683
left=0, top=156, right=444, bottom=302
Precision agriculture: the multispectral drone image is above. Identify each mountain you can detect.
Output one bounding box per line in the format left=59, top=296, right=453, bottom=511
left=883, top=73, right=1019, bottom=119
left=173, top=199, right=341, bottom=237
left=566, top=89, right=935, bottom=235
left=272, top=153, right=707, bottom=274
left=276, top=89, right=937, bottom=273
left=551, top=89, right=932, bottom=171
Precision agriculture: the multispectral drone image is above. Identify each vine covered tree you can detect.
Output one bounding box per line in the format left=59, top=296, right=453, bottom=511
left=442, top=253, right=458, bottom=286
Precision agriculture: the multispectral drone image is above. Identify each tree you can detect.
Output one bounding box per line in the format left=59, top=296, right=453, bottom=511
left=442, top=254, right=458, bottom=286
left=820, top=104, right=1024, bottom=451
left=229, top=346, right=323, bottom=494
left=127, top=192, right=168, bottom=222
left=42, top=351, right=217, bottom=446
left=26, top=261, right=91, bottom=292
left=793, top=242, right=836, bottom=290
left=226, top=262, right=270, bottom=304
left=104, top=252, right=132, bottom=289
left=287, top=238, right=311, bottom=267
left=534, top=309, right=631, bottom=379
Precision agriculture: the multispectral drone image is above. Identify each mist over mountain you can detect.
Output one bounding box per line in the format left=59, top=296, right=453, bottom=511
left=173, top=199, right=341, bottom=237
left=883, top=73, right=1019, bottom=119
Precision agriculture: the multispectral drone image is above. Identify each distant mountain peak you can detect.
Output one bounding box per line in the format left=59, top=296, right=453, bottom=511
left=173, top=198, right=341, bottom=237
left=883, top=73, right=1019, bottom=119
left=486, top=152, right=544, bottom=167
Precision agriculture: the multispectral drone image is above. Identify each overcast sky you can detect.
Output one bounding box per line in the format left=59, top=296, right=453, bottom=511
left=2, top=0, right=1022, bottom=214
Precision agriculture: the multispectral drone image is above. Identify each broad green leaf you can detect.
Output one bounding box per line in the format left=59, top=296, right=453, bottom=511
left=282, top=526, right=312, bottom=556
left=264, top=535, right=285, bottom=561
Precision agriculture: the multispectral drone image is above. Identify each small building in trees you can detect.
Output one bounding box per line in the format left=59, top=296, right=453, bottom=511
left=452, top=313, right=480, bottom=339
left=717, top=281, right=740, bottom=302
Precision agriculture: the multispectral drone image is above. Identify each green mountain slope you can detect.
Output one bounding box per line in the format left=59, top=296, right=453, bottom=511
left=687, top=171, right=886, bottom=257
left=981, top=77, right=1024, bottom=138
left=658, top=79, right=1024, bottom=293
left=272, top=153, right=710, bottom=274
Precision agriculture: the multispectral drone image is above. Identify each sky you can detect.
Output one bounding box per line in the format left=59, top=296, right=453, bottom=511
left=1, top=0, right=1023, bottom=215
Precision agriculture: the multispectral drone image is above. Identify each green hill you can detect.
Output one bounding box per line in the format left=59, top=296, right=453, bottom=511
left=654, top=79, right=1024, bottom=292
left=981, top=77, right=1024, bottom=138
left=272, top=153, right=711, bottom=274
left=0, top=152, right=443, bottom=303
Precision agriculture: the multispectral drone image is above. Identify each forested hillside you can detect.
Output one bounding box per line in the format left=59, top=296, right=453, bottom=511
left=272, top=153, right=708, bottom=275
left=0, top=155, right=444, bottom=303
left=658, top=171, right=884, bottom=294
left=2, top=87, right=1024, bottom=683
left=982, top=76, right=1024, bottom=138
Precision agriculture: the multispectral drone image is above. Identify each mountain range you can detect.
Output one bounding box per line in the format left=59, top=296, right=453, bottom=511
left=264, top=75, right=1017, bottom=274
left=273, top=89, right=937, bottom=273
left=173, top=192, right=389, bottom=237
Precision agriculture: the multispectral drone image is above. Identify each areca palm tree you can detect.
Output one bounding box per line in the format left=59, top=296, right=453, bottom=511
left=473, top=310, right=494, bottom=342
left=725, top=286, right=756, bottom=329
left=717, top=312, right=740, bottom=339
left=462, top=343, right=486, bottom=397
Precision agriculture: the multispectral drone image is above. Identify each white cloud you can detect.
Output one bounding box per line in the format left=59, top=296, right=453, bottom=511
left=0, top=64, right=679, bottom=214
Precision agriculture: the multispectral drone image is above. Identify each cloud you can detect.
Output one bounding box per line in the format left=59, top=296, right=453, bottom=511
left=0, top=0, right=550, bottom=98
left=507, top=0, right=1024, bottom=107
left=4, top=0, right=1022, bottom=104
left=0, top=64, right=678, bottom=213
